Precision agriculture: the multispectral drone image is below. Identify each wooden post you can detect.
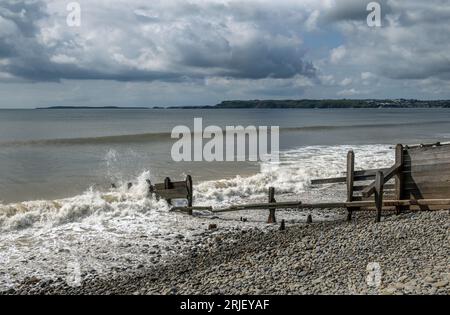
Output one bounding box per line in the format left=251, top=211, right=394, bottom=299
left=164, top=177, right=172, bottom=205
left=394, top=144, right=405, bottom=214
left=186, top=175, right=193, bottom=215
left=375, top=171, right=384, bottom=223
left=346, top=150, right=355, bottom=221
left=279, top=219, right=285, bottom=231
left=267, top=187, right=276, bottom=223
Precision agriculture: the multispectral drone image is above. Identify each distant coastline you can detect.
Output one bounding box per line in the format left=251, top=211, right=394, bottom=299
left=169, top=99, right=450, bottom=109
left=36, top=99, right=450, bottom=110
left=36, top=106, right=150, bottom=110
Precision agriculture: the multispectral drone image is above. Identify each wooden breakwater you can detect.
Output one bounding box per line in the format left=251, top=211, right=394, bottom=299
left=150, top=142, right=450, bottom=223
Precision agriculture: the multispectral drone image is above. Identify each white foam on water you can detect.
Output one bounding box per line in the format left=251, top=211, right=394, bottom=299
left=195, top=144, right=394, bottom=207
left=0, top=171, right=167, bottom=232
left=0, top=145, right=394, bottom=290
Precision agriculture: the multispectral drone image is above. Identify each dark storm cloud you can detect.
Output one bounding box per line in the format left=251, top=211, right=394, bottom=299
left=324, top=0, right=392, bottom=23
left=1, top=0, right=449, bottom=102
left=0, top=0, right=317, bottom=82
left=0, top=0, right=48, bottom=36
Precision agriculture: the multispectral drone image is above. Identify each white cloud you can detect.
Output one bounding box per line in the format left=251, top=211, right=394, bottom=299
left=340, top=77, right=353, bottom=86
left=329, top=45, right=347, bottom=64
left=326, top=0, right=450, bottom=82
left=337, top=88, right=360, bottom=96
left=305, top=10, right=320, bottom=31
left=1, top=0, right=450, bottom=107
left=50, top=54, right=77, bottom=64
left=361, top=72, right=376, bottom=80
left=319, top=74, right=335, bottom=86
left=0, top=0, right=318, bottom=82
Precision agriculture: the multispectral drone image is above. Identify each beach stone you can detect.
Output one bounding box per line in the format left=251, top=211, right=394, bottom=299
left=433, top=281, right=448, bottom=288
left=424, top=276, right=436, bottom=283
left=2, top=211, right=448, bottom=296
left=393, top=283, right=404, bottom=290
left=381, top=287, right=397, bottom=295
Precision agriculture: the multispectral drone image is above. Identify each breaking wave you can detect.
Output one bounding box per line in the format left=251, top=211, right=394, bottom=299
left=0, top=171, right=169, bottom=232
left=0, top=144, right=394, bottom=232
left=194, top=144, right=394, bottom=206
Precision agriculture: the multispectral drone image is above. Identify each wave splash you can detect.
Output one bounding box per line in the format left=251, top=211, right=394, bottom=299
left=0, top=171, right=169, bottom=232
left=0, top=145, right=394, bottom=232
left=194, top=144, right=393, bottom=206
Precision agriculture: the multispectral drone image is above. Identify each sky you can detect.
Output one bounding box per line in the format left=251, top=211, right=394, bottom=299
left=0, top=0, right=449, bottom=108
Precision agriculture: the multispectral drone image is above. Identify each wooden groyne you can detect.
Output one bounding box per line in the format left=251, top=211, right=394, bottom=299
left=151, top=142, right=450, bottom=223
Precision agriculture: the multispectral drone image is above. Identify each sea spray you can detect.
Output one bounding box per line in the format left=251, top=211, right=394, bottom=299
left=0, top=145, right=394, bottom=232
left=194, top=144, right=394, bottom=207
left=0, top=170, right=169, bottom=232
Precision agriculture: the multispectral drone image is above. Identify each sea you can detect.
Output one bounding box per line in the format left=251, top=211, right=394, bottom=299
left=1, top=107, right=449, bottom=289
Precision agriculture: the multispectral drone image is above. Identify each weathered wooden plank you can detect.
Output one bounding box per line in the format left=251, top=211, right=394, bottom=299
left=353, top=168, right=390, bottom=176
left=311, top=168, right=391, bottom=185
left=404, top=186, right=450, bottom=199
left=403, top=164, right=450, bottom=176
left=404, top=142, right=444, bottom=149
left=395, top=144, right=406, bottom=214
left=375, top=171, right=384, bottom=222
left=170, top=206, right=213, bottom=212
left=311, top=174, right=377, bottom=185
left=353, top=194, right=395, bottom=202
left=213, top=201, right=303, bottom=213
left=404, top=174, right=450, bottom=185
left=153, top=176, right=194, bottom=207
left=154, top=181, right=187, bottom=190
left=403, top=162, right=450, bottom=173
left=406, top=143, right=450, bottom=155
left=405, top=148, right=450, bottom=162
left=186, top=175, right=193, bottom=215
left=347, top=151, right=355, bottom=202
left=213, top=199, right=450, bottom=213
left=404, top=181, right=450, bottom=189
left=155, top=189, right=190, bottom=199
left=403, top=157, right=450, bottom=167
left=346, top=151, right=355, bottom=221
left=354, top=184, right=395, bottom=191
left=310, top=177, right=345, bottom=184
left=350, top=199, right=450, bottom=208
left=154, top=184, right=189, bottom=193
left=405, top=174, right=450, bottom=187
left=402, top=165, right=450, bottom=200
left=267, top=187, right=276, bottom=223
left=362, top=163, right=400, bottom=198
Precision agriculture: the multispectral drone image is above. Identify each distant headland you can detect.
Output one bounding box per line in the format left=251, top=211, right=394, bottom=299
left=37, top=99, right=450, bottom=110
left=36, top=106, right=150, bottom=110
left=168, top=99, right=450, bottom=109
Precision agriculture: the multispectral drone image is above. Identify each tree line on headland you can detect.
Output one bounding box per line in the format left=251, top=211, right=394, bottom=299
left=38, top=99, right=450, bottom=110
left=169, top=99, right=450, bottom=109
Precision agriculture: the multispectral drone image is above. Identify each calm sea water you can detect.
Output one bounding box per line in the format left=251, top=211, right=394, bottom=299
left=1, top=108, right=450, bottom=203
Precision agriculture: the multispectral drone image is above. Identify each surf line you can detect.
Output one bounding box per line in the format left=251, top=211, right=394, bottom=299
left=171, top=118, right=279, bottom=162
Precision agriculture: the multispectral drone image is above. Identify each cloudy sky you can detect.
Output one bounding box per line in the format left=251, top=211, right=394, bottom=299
left=0, top=0, right=449, bottom=108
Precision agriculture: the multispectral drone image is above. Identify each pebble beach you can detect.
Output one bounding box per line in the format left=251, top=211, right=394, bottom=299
left=3, top=210, right=448, bottom=295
